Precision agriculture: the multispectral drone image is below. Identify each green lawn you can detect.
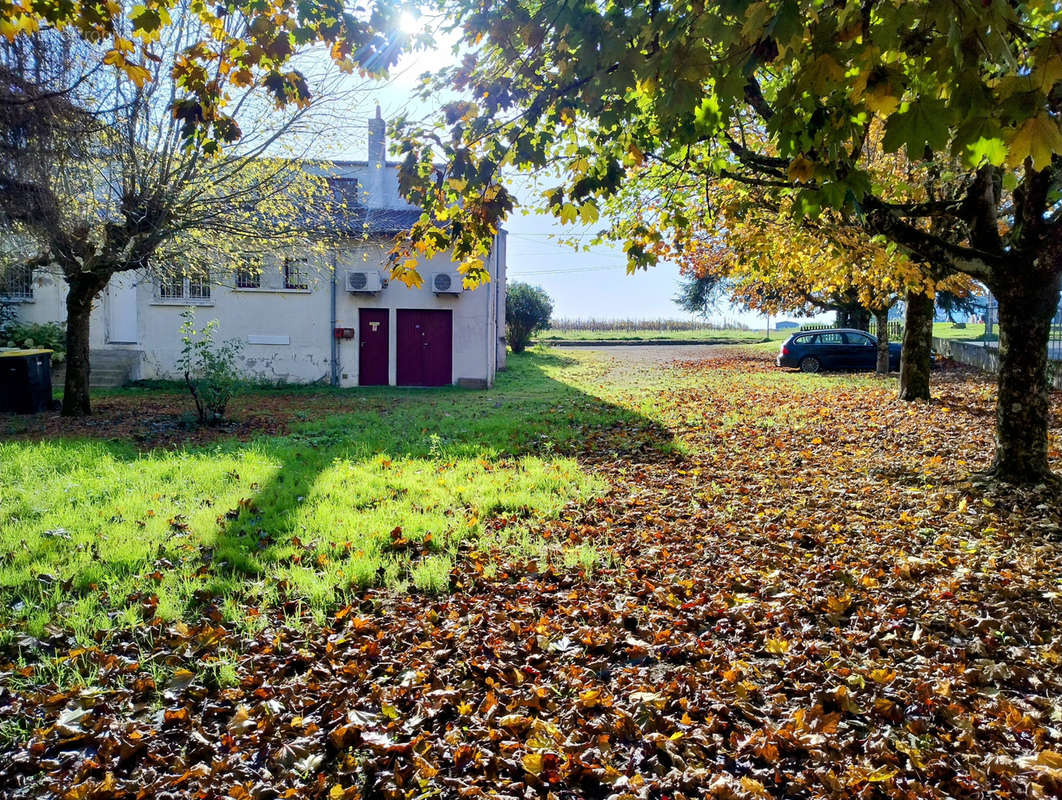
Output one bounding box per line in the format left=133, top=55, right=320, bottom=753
left=932, top=321, right=994, bottom=340
left=0, top=351, right=676, bottom=642
left=539, top=322, right=996, bottom=344
left=8, top=344, right=1062, bottom=799
left=537, top=327, right=784, bottom=342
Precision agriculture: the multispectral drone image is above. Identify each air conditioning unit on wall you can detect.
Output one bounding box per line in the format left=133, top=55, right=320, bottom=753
left=346, top=270, right=384, bottom=293
left=431, top=271, right=464, bottom=294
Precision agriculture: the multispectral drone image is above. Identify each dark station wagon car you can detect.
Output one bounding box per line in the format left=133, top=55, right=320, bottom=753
left=776, top=328, right=902, bottom=373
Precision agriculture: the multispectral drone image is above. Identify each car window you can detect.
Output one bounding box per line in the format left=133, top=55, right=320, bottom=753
left=817, top=332, right=844, bottom=345
left=843, top=333, right=873, bottom=345
left=793, top=335, right=813, bottom=344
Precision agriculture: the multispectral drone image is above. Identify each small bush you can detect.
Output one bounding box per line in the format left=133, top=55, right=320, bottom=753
left=177, top=309, right=242, bottom=425
left=506, top=283, right=553, bottom=353
left=1, top=320, right=66, bottom=362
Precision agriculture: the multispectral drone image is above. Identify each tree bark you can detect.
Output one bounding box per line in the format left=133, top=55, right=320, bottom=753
left=852, top=307, right=870, bottom=332
left=899, top=290, right=934, bottom=401
left=62, top=272, right=108, bottom=417
left=873, top=309, right=890, bottom=375
left=990, top=272, right=1061, bottom=483
left=838, top=306, right=871, bottom=331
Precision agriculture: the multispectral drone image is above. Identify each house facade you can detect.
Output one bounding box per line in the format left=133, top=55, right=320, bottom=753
left=6, top=110, right=508, bottom=388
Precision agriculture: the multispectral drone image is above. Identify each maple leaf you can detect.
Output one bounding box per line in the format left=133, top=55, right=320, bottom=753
left=1006, top=114, right=1062, bottom=171
left=787, top=155, right=815, bottom=183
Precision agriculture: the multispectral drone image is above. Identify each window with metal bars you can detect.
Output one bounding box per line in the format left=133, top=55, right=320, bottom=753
left=283, top=257, right=309, bottom=290
left=235, top=265, right=261, bottom=289
left=158, top=272, right=211, bottom=302
left=1, top=264, right=33, bottom=300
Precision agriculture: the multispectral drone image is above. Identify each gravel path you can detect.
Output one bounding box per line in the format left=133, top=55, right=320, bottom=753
left=551, top=342, right=747, bottom=382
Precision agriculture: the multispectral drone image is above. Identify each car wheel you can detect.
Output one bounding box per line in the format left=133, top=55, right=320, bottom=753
left=799, top=356, right=821, bottom=373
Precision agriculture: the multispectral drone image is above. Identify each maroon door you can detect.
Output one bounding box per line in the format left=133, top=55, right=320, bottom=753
left=358, top=309, right=389, bottom=386
left=397, top=309, right=453, bottom=386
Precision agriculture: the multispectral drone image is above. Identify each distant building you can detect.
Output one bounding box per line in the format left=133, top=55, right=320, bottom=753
left=4, top=109, right=507, bottom=388
left=774, top=321, right=799, bottom=330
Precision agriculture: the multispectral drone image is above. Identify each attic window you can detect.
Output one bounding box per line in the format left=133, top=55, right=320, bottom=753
left=1, top=264, right=33, bottom=300
left=283, top=257, right=309, bottom=290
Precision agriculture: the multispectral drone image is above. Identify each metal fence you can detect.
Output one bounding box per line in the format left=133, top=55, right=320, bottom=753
left=548, top=317, right=750, bottom=332
left=869, top=319, right=905, bottom=341
left=798, top=319, right=904, bottom=340
left=949, top=299, right=1062, bottom=366
left=1049, top=304, right=1062, bottom=361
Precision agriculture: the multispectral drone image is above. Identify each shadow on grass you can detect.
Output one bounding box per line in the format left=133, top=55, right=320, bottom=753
left=0, top=350, right=677, bottom=635
left=209, top=348, right=676, bottom=593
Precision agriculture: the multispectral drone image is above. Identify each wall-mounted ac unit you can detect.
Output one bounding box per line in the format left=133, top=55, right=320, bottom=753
left=346, top=270, right=383, bottom=293
left=431, top=271, right=464, bottom=294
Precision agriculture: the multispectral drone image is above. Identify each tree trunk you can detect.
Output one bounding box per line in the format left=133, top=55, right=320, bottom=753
left=899, top=290, right=934, bottom=401
left=837, top=306, right=871, bottom=331
left=873, top=309, right=890, bottom=375
left=990, top=272, right=1061, bottom=483
left=852, top=307, right=870, bottom=332
left=62, top=273, right=107, bottom=417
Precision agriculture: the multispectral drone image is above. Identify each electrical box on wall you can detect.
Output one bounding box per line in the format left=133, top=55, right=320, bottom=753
left=334, top=327, right=355, bottom=339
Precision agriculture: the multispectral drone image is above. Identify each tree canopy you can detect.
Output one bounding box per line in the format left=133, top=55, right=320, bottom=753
left=0, top=19, right=354, bottom=415
left=396, top=0, right=1062, bottom=483
left=506, top=282, right=553, bottom=352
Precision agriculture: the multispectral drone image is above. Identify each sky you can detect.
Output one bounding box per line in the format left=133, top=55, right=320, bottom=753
left=320, top=24, right=817, bottom=329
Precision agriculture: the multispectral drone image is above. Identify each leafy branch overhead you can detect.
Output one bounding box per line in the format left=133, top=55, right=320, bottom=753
left=397, top=0, right=1060, bottom=264
left=0, top=0, right=410, bottom=150
left=396, top=0, right=1062, bottom=484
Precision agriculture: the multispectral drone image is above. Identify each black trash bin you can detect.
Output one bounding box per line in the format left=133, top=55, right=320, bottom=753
left=0, top=349, right=54, bottom=413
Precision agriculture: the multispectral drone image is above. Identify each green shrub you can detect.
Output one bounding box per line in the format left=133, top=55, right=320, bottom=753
left=177, top=309, right=243, bottom=425
left=1, top=320, right=66, bottom=362
left=506, top=282, right=553, bottom=353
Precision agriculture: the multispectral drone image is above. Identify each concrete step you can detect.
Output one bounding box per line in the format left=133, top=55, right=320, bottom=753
left=90, top=350, right=140, bottom=367
left=89, top=368, right=130, bottom=388
left=86, top=349, right=140, bottom=387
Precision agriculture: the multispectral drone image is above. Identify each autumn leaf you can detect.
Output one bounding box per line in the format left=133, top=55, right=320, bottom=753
left=1006, top=114, right=1062, bottom=171
left=521, top=752, right=545, bottom=775
left=765, top=637, right=790, bottom=655
left=787, top=155, right=815, bottom=183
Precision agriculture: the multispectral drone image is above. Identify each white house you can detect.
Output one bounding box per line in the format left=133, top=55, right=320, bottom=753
left=5, top=110, right=508, bottom=389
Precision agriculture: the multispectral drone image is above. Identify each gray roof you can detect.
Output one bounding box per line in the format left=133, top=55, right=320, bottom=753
left=294, top=177, right=420, bottom=237
left=365, top=208, right=421, bottom=233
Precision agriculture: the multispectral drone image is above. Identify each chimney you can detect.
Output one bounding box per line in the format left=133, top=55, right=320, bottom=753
left=366, top=104, right=386, bottom=209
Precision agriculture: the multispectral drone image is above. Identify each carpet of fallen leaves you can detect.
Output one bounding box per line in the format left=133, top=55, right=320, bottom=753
left=3, top=351, right=1062, bottom=800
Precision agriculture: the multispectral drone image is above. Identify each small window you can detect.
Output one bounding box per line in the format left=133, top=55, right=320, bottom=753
left=188, top=272, right=210, bottom=300
left=793, top=335, right=812, bottom=344
left=1, top=264, right=33, bottom=299
left=844, top=332, right=873, bottom=346
left=283, top=257, right=309, bottom=290
left=817, top=332, right=844, bottom=344
left=158, top=272, right=211, bottom=303
left=159, top=274, right=184, bottom=300
left=235, top=265, right=260, bottom=289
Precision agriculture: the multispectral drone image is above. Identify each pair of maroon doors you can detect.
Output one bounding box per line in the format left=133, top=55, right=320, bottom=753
left=358, top=309, right=453, bottom=386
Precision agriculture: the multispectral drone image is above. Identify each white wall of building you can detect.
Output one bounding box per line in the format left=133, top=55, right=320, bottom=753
left=10, top=235, right=506, bottom=387
left=7, top=111, right=507, bottom=388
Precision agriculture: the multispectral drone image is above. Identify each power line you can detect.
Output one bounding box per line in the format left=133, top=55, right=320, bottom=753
left=507, top=232, right=603, bottom=238
left=508, top=264, right=629, bottom=276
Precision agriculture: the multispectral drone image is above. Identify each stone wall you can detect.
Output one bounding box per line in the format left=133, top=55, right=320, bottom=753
left=933, top=337, right=1062, bottom=390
